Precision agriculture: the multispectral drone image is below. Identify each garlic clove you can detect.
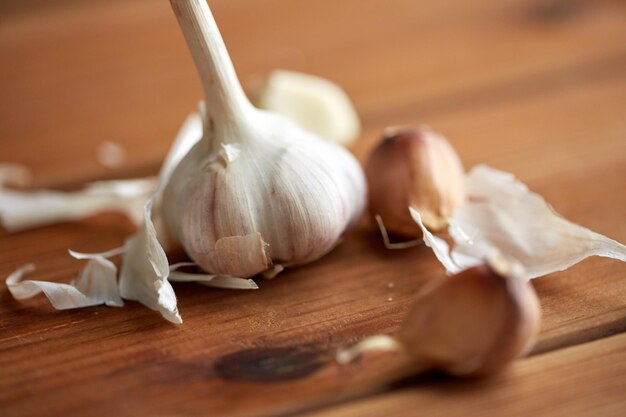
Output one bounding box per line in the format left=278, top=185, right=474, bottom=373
left=399, top=258, right=541, bottom=376
left=337, top=257, right=541, bottom=377
left=449, top=165, right=626, bottom=279
left=252, top=70, right=361, bottom=147
left=6, top=250, right=124, bottom=310
left=366, top=127, right=465, bottom=238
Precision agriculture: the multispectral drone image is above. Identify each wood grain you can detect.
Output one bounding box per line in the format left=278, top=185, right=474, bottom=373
left=304, top=333, right=626, bottom=417
left=1, top=0, right=625, bottom=416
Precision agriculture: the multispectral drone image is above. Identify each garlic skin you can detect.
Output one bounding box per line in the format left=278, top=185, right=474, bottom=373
left=366, top=127, right=465, bottom=237
left=163, top=0, right=366, bottom=278
left=410, top=166, right=626, bottom=280
left=7, top=249, right=124, bottom=311
left=399, top=259, right=541, bottom=376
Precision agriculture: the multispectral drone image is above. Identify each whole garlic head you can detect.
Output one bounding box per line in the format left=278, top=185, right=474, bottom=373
left=366, top=127, right=465, bottom=237
left=252, top=70, right=361, bottom=147
left=163, top=0, right=366, bottom=278
left=163, top=111, right=365, bottom=277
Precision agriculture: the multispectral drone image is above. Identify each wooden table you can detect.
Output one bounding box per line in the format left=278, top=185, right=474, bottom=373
left=1, top=0, right=625, bottom=416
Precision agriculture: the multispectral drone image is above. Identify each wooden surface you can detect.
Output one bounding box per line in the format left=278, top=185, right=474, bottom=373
left=1, top=0, right=625, bottom=416
left=304, top=333, right=626, bottom=417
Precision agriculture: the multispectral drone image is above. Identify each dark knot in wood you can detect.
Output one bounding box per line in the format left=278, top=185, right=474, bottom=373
left=214, top=346, right=324, bottom=382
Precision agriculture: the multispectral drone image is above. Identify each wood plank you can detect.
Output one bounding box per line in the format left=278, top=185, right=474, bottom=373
left=303, top=333, right=626, bottom=417
left=1, top=1, right=625, bottom=416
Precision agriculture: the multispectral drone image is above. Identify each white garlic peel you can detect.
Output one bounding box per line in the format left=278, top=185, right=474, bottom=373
left=0, top=173, right=156, bottom=233
left=411, top=165, right=626, bottom=279
left=162, top=0, right=366, bottom=279
left=252, top=70, right=361, bottom=147
left=119, top=197, right=182, bottom=323
left=6, top=249, right=124, bottom=310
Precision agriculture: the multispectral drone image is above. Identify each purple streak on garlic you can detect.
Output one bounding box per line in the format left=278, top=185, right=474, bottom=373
left=163, top=0, right=366, bottom=278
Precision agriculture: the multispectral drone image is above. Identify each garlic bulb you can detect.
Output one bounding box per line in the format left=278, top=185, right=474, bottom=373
left=163, top=0, right=366, bottom=277
left=7, top=248, right=124, bottom=310
left=366, top=127, right=464, bottom=237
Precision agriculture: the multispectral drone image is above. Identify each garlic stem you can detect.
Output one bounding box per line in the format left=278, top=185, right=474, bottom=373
left=170, top=0, right=252, bottom=134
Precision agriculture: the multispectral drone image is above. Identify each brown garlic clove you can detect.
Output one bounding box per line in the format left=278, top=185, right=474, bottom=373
left=399, top=261, right=541, bottom=376
left=365, top=127, right=465, bottom=237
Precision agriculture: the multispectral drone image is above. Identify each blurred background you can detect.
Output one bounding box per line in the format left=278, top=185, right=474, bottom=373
left=1, top=0, right=625, bottom=197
